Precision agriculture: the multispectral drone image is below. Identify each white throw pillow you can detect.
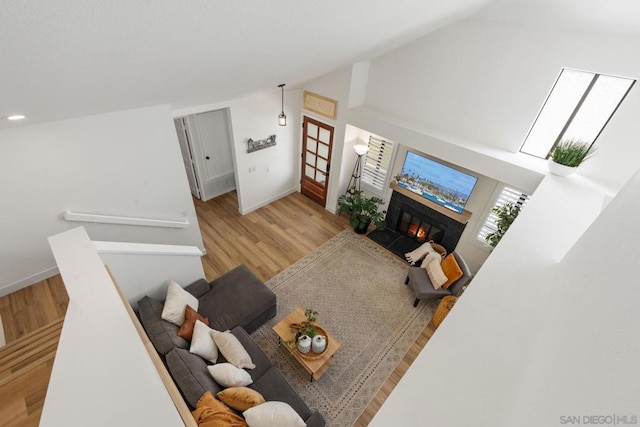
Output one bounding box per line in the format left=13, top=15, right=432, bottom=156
left=425, top=259, right=448, bottom=290
left=243, top=401, right=306, bottom=427
left=207, top=363, right=253, bottom=387
left=212, top=330, right=256, bottom=369
left=161, top=280, right=199, bottom=326
left=420, top=251, right=442, bottom=268
left=189, top=320, right=218, bottom=363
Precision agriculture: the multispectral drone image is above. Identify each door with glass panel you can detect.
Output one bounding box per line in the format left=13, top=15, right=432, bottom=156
left=301, top=116, right=334, bottom=206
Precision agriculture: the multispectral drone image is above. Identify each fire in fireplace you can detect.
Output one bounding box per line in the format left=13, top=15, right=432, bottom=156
left=398, top=211, right=444, bottom=244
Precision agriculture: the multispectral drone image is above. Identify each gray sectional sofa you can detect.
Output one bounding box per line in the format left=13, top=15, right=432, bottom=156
left=137, top=264, right=325, bottom=426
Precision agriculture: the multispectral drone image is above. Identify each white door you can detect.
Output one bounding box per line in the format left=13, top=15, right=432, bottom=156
left=174, top=118, right=201, bottom=199
left=185, top=108, right=236, bottom=201
left=195, top=109, right=233, bottom=182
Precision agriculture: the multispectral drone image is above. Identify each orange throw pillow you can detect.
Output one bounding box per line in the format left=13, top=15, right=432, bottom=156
left=178, top=305, right=209, bottom=340
left=441, top=254, right=463, bottom=289
left=218, top=387, right=265, bottom=412
left=191, top=391, right=248, bottom=427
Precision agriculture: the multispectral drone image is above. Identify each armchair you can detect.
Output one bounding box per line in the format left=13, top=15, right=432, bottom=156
left=404, top=251, right=472, bottom=307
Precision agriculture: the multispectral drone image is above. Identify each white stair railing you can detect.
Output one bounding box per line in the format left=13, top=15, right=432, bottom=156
left=63, top=210, right=190, bottom=228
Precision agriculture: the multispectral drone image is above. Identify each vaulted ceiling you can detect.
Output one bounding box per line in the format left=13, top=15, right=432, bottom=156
left=1, top=0, right=638, bottom=129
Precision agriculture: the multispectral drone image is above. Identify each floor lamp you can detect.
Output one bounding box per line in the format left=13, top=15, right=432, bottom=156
left=345, top=144, right=369, bottom=194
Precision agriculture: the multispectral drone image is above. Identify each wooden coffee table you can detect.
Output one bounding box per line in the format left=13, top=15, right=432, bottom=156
left=272, top=307, right=340, bottom=381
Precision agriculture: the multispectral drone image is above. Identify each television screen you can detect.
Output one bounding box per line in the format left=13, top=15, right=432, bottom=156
left=396, top=151, right=478, bottom=214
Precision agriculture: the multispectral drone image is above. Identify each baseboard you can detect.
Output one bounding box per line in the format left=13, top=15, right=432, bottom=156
left=240, top=188, right=298, bottom=215
left=0, top=266, right=60, bottom=298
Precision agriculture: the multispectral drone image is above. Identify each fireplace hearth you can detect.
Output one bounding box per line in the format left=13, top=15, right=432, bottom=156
left=368, top=189, right=468, bottom=260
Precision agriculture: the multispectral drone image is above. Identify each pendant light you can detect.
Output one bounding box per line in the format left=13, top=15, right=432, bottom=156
left=278, top=83, right=287, bottom=126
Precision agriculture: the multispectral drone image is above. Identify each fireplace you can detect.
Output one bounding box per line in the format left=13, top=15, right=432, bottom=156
left=397, top=211, right=445, bottom=243
left=368, top=188, right=468, bottom=260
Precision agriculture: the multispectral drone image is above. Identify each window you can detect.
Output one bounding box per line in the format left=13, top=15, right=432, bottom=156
left=361, top=135, right=395, bottom=191
left=520, top=68, right=635, bottom=158
left=477, top=185, right=530, bottom=246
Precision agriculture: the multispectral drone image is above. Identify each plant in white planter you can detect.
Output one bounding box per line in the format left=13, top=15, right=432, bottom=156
left=548, top=139, right=595, bottom=176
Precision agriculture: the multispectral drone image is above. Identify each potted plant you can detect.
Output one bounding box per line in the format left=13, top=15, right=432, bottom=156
left=548, top=139, right=595, bottom=176
left=485, top=202, right=521, bottom=249
left=337, top=188, right=387, bottom=234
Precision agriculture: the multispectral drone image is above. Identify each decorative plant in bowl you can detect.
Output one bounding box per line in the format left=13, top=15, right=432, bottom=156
left=284, top=308, right=327, bottom=355
left=337, top=188, right=387, bottom=234
left=289, top=308, right=319, bottom=338
left=548, top=139, right=596, bottom=176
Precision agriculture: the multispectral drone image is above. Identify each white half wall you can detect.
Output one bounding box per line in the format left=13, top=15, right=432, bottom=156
left=507, top=169, right=640, bottom=425
left=0, top=105, right=204, bottom=294
left=44, top=227, right=184, bottom=427
left=94, top=240, right=205, bottom=310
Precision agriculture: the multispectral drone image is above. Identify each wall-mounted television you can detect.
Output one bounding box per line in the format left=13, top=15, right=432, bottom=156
left=395, top=151, right=478, bottom=214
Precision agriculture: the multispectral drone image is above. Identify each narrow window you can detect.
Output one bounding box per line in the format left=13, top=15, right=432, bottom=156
left=520, top=68, right=635, bottom=158
left=361, top=136, right=395, bottom=191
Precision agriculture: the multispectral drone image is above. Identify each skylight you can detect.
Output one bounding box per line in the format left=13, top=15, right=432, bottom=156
left=520, top=68, right=635, bottom=158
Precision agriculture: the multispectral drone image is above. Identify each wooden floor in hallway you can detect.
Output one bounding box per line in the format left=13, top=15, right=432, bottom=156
left=0, top=191, right=438, bottom=426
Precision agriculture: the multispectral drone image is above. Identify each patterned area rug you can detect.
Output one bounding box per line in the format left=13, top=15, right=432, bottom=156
left=251, top=230, right=437, bottom=426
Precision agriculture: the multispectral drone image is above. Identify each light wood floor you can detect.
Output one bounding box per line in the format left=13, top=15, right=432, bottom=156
left=0, top=276, right=68, bottom=427
left=0, top=191, right=438, bottom=426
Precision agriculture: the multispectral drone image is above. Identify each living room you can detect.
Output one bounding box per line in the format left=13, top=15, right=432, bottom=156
left=1, top=1, right=640, bottom=426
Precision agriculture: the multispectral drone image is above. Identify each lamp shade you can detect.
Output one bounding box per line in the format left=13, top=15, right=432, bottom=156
left=353, top=144, right=369, bottom=156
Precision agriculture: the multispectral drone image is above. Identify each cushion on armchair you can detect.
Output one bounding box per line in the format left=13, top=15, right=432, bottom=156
left=441, top=253, right=464, bottom=289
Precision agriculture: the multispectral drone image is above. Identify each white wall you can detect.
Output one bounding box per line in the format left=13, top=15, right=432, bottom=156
left=508, top=170, right=640, bottom=425
left=0, top=105, right=204, bottom=294
left=173, top=90, right=301, bottom=214
left=365, top=19, right=640, bottom=190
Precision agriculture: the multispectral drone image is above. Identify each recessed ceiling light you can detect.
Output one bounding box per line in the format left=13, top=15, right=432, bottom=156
left=7, top=114, right=26, bottom=120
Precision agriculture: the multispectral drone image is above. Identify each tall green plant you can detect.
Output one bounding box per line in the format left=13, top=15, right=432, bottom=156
left=485, top=202, right=521, bottom=249
left=337, top=188, right=386, bottom=231
left=550, top=139, right=595, bottom=167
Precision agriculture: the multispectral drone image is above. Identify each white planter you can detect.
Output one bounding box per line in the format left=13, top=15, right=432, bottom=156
left=312, top=335, right=326, bottom=354
left=297, top=335, right=311, bottom=354
left=548, top=159, right=578, bottom=177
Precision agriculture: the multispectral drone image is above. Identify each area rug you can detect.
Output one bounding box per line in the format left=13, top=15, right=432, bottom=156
left=251, top=230, right=437, bottom=426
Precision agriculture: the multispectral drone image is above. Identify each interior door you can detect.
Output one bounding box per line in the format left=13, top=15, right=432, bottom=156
left=301, top=116, right=334, bottom=206
left=174, top=118, right=201, bottom=199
